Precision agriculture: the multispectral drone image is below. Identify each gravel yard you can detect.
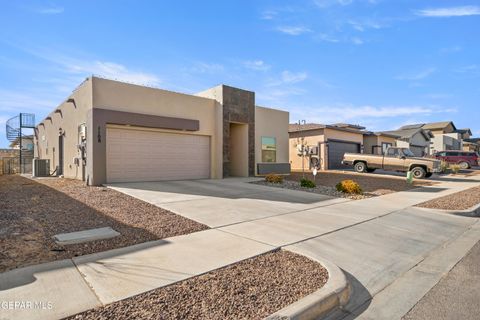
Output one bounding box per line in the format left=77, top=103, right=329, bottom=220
left=254, top=171, right=433, bottom=199
left=0, top=175, right=208, bottom=273
left=416, top=185, right=480, bottom=211
left=253, top=180, right=369, bottom=200
left=68, top=250, right=328, bottom=320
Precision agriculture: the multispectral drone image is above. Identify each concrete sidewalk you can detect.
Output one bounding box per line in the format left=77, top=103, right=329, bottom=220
left=2, top=174, right=479, bottom=320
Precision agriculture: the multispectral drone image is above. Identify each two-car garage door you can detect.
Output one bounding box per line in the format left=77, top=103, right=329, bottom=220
left=106, top=127, right=210, bottom=183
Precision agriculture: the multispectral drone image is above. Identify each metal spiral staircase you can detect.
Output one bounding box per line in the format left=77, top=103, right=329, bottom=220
left=5, top=113, right=35, bottom=174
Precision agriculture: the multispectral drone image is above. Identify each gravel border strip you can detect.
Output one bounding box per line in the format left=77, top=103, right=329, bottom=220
left=67, top=249, right=330, bottom=320
left=266, top=251, right=351, bottom=320
left=416, top=203, right=480, bottom=218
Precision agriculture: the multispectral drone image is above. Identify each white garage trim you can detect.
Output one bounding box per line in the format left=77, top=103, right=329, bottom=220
left=106, top=126, right=211, bottom=183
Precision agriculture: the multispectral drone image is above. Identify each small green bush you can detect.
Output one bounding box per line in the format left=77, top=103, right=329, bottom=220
left=300, top=178, right=316, bottom=188
left=336, top=180, right=363, bottom=194
left=265, top=173, right=284, bottom=184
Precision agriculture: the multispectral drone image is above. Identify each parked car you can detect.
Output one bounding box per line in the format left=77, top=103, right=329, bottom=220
left=342, top=147, right=441, bottom=179
left=432, top=151, right=479, bottom=169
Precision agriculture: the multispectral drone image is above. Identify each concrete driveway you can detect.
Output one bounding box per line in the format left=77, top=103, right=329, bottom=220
left=109, top=175, right=480, bottom=319
left=108, top=178, right=347, bottom=228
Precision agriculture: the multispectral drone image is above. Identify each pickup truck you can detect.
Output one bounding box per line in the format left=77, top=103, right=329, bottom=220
left=341, top=147, right=441, bottom=179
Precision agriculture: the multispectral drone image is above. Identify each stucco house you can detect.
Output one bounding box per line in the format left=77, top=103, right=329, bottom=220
left=420, top=121, right=462, bottom=154
left=363, top=132, right=399, bottom=155
left=381, top=126, right=433, bottom=157
left=34, top=76, right=290, bottom=185
left=455, top=128, right=472, bottom=140
left=463, top=138, right=480, bottom=152
left=288, top=123, right=365, bottom=171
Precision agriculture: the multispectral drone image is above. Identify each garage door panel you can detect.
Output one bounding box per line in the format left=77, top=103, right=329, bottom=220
left=328, top=141, right=360, bottom=170
left=106, top=127, right=210, bottom=183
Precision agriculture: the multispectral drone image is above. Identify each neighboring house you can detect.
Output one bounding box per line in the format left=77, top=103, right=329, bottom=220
left=419, top=121, right=461, bottom=153
left=9, top=135, right=34, bottom=151
left=35, top=76, right=289, bottom=185
left=463, top=138, right=480, bottom=152
left=288, top=123, right=365, bottom=171
left=381, top=125, right=433, bottom=157
left=363, top=132, right=399, bottom=155
left=455, top=128, right=472, bottom=140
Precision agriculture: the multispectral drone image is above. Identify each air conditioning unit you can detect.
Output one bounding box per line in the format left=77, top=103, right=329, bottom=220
left=33, top=159, right=50, bottom=177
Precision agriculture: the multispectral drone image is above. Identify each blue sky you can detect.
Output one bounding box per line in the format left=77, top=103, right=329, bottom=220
left=1, top=0, right=479, bottom=147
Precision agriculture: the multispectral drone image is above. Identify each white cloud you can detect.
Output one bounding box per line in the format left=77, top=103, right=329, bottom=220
left=439, top=46, right=462, bottom=54
left=244, top=60, right=271, bottom=71
left=454, top=64, right=479, bottom=74
left=281, top=71, right=308, bottom=84
left=314, top=0, right=353, bottom=8
left=315, top=33, right=340, bottom=43
left=290, top=104, right=457, bottom=124
left=0, top=89, right=59, bottom=113
left=63, top=60, right=161, bottom=85
left=188, top=62, right=224, bottom=74
left=276, top=26, right=312, bottom=36
left=351, top=37, right=364, bottom=45
left=423, top=93, right=452, bottom=99
left=261, top=10, right=277, bottom=20
left=395, top=67, right=436, bottom=81
left=416, top=6, right=480, bottom=17
left=348, top=19, right=384, bottom=32
left=38, top=6, right=64, bottom=14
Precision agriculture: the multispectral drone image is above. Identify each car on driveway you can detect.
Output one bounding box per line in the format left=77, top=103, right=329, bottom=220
left=432, top=151, right=479, bottom=169
left=342, top=147, right=441, bottom=179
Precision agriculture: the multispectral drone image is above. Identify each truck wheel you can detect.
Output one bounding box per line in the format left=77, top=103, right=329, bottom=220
left=411, top=167, right=426, bottom=179
left=458, top=161, right=470, bottom=170
left=354, top=162, right=367, bottom=173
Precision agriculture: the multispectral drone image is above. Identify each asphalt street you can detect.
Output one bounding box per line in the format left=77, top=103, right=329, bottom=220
left=403, top=239, right=480, bottom=320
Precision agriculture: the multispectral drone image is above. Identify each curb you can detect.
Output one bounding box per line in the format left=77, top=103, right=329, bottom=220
left=444, top=202, right=480, bottom=217
left=417, top=202, right=480, bottom=218
left=265, top=255, right=350, bottom=320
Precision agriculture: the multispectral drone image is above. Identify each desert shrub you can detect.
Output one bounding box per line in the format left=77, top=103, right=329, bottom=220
left=336, top=180, right=363, bottom=194
left=265, top=173, right=284, bottom=184
left=449, top=164, right=461, bottom=174
left=440, top=161, right=449, bottom=173
left=300, top=178, right=316, bottom=188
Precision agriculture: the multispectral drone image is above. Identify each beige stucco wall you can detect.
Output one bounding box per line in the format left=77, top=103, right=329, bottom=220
left=364, top=135, right=397, bottom=154
left=35, top=78, right=93, bottom=179
left=410, top=131, right=430, bottom=148
left=91, top=77, right=223, bottom=180
left=255, top=106, right=289, bottom=175
left=289, top=129, right=325, bottom=171
left=289, top=128, right=365, bottom=171
left=363, top=135, right=378, bottom=154
left=230, top=123, right=249, bottom=177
